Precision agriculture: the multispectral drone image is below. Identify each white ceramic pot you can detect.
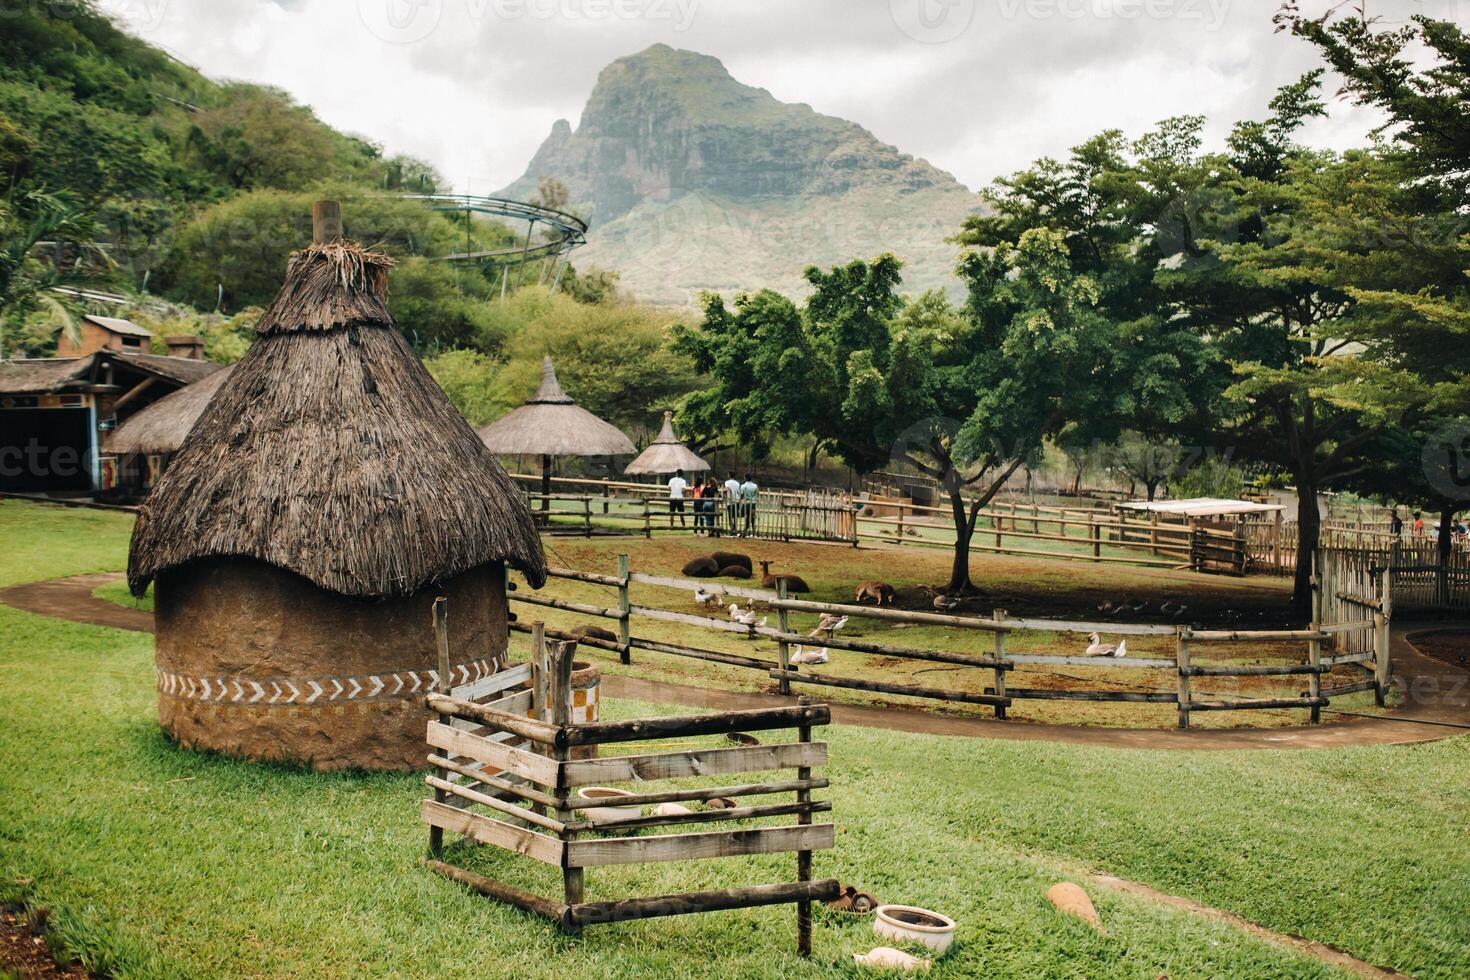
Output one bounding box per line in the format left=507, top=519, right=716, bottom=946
left=873, top=905, right=957, bottom=955
left=576, top=786, right=640, bottom=823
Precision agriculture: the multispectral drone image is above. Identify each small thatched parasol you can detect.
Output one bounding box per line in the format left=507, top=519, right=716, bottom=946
left=128, top=241, right=547, bottom=598
left=476, top=356, right=635, bottom=505
left=105, top=366, right=231, bottom=456
left=624, top=411, right=709, bottom=476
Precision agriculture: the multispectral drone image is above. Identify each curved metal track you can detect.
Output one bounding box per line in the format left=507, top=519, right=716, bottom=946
left=398, top=193, right=588, bottom=295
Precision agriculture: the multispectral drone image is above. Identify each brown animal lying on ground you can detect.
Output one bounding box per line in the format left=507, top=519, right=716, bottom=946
left=853, top=580, right=895, bottom=605
left=710, top=551, right=752, bottom=571
left=566, top=624, right=619, bottom=645
left=682, top=556, right=719, bottom=577
left=718, top=564, right=752, bottom=579
left=758, top=560, right=810, bottom=593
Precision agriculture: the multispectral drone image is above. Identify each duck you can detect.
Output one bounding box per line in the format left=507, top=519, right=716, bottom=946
left=853, top=947, right=931, bottom=972
left=933, top=594, right=962, bottom=612
left=694, top=587, right=722, bottom=607
left=1085, top=632, right=1127, bottom=657
left=790, top=645, right=828, bottom=665
left=811, top=613, right=848, bottom=638
left=1160, top=600, right=1188, bottom=618
left=728, top=603, right=766, bottom=630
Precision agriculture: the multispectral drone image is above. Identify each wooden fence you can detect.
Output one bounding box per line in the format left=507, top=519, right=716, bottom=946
left=509, top=558, right=1390, bottom=728
left=1320, top=540, right=1470, bottom=613
left=422, top=609, right=836, bottom=953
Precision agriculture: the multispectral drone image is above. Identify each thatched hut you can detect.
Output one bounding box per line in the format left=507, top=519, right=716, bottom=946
left=624, top=410, right=709, bottom=476
left=128, top=242, right=546, bottom=771
left=104, top=366, right=231, bottom=494
left=476, top=356, right=635, bottom=504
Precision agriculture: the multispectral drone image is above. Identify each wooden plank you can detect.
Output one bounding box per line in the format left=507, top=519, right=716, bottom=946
left=567, top=823, right=835, bottom=867
left=562, top=778, right=830, bottom=811
left=568, top=879, right=840, bottom=927
left=565, top=704, right=829, bottom=747
left=426, top=721, right=561, bottom=786
left=451, top=661, right=532, bottom=701
left=766, top=629, right=1010, bottom=670
left=770, top=668, right=1010, bottom=707
left=1188, top=697, right=1328, bottom=711
left=990, top=687, right=1177, bottom=703
left=420, top=799, right=565, bottom=865
left=1004, top=653, right=1176, bottom=669
left=628, top=571, right=776, bottom=602
left=1179, top=664, right=1328, bottom=677
left=1321, top=620, right=1376, bottom=634
left=427, top=754, right=561, bottom=810
left=561, top=741, right=827, bottom=787
left=1189, top=629, right=1327, bottom=642
left=569, top=800, right=831, bottom=833
left=511, top=593, right=621, bottom=619
left=630, top=636, right=777, bottom=671
left=425, top=775, right=566, bottom=833
left=1321, top=653, right=1374, bottom=666
left=1321, top=680, right=1377, bottom=697
left=426, top=693, right=563, bottom=747
left=999, top=617, right=1177, bottom=636
left=423, top=859, right=568, bottom=925
left=510, top=621, right=622, bottom=653
left=546, top=564, right=623, bottom=586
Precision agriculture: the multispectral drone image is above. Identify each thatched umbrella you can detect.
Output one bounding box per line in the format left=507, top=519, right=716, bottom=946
left=128, top=240, right=546, bottom=771
left=624, top=411, right=709, bottom=476
left=476, top=356, right=635, bottom=507
left=105, top=365, right=232, bottom=456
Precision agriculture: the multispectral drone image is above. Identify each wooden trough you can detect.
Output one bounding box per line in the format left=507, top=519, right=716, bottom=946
left=420, top=604, right=837, bottom=954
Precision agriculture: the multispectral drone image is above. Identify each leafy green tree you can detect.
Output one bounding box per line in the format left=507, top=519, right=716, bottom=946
left=0, top=190, right=106, bottom=356
left=425, top=349, right=511, bottom=426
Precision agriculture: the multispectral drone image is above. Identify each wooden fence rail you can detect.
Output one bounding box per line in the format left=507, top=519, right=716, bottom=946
left=508, top=556, right=1391, bottom=728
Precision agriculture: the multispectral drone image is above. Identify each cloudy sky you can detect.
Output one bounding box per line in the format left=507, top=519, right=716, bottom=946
left=100, top=0, right=1460, bottom=194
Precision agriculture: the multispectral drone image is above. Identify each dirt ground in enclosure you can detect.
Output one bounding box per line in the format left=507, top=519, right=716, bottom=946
left=541, top=535, right=1298, bottom=628
left=1409, top=630, right=1470, bottom=669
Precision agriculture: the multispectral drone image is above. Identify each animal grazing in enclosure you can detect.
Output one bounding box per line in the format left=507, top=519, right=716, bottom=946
left=854, top=580, right=895, bottom=605
left=758, top=560, right=810, bottom=592
left=1085, top=632, right=1127, bottom=657
left=681, top=556, right=719, bottom=577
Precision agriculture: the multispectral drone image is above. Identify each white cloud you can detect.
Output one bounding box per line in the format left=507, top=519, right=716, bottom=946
left=99, top=0, right=1452, bottom=194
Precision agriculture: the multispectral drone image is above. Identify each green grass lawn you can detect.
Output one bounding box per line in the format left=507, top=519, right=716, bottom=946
left=2, top=499, right=1466, bottom=978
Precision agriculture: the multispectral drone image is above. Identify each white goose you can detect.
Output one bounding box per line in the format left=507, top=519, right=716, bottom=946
left=811, top=613, right=848, bottom=638
left=728, top=603, right=766, bottom=630
left=790, top=645, right=829, bottom=665
left=1085, top=632, right=1127, bottom=657
left=694, top=587, right=722, bottom=607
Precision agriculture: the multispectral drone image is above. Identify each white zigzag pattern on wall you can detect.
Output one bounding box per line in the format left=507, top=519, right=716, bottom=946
left=155, top=658, right=496, bottom=705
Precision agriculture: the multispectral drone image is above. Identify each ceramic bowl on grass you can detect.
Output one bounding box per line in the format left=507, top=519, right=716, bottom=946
left=873, top=905, right=957, bottom=955
left=576, top=786, right=640, bottom=823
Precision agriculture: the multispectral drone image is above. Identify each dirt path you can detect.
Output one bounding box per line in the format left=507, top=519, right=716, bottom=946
left=4, top=573, right=1466, bottom=751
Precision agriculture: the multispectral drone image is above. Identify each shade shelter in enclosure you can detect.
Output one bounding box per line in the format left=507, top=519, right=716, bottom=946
left=476, top=356, right=635, bottom=507
left=104, top=366, right=232, bottom=495
left=127, top=240, right=547, bottom=771
left=623, top=410, right=710, bottom=476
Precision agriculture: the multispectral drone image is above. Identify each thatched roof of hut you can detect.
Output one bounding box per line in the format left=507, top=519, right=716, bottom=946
left=624, top=411, right=709, bottom=475
left=105, top=366, right=232, bottom=455
left=127, top=241, right=547, bottom=598
left=476, top=357, right=636, bottom=457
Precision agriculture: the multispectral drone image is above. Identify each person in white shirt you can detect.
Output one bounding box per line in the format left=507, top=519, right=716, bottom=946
left=667, top=468, right=687, bottom=528
left=723, top=471, right=741, bottom=533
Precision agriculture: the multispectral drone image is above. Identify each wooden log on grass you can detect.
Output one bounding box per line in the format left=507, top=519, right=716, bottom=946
left=985, top=686, right=1178, bottom=703
left=564, top=703, right=829, bottom=746
left=1178, top=663, right=1329, bottom=677
left=567, top=879, right=841, bottom=927
left=423, top=859, right=569, bottom=925
left=769, top=668, right=1010, bottom=707
left=1187, top=696, right=1329, bottom=711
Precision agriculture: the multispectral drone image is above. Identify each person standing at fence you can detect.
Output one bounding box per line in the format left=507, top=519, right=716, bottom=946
left=668, top=468, right=688, bottom=529
left=1389, top=508, right=1403, bottom=538
left=740, top=473, right=759, bottom=535
left=702, top=474, right=721, bottom=536
left=1413, top=512, right=1425, bottom=537
left=724, top=471, right=741, bottom=533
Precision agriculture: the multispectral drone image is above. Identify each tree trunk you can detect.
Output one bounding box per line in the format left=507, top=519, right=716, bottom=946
left=1145, top=478, right=1160, bottom=501
left=1438, top=507, right=1454, bottom=565
left=945, top=482, right=974, bottom=595
left=1292, top=475, right=1319, bottom=618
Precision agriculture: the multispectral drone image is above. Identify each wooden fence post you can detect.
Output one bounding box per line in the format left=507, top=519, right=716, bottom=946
left=1176, top=627, right=1192, bottom=730
left=428, top=596, right=451, bottom=857
left=643, top=497, right=651, bottom=539
left=795, top=694, right=813, bottom=957
left=776, top=580, right=791, bottom=696
left=1374, top=568, right=1391, bottom=706
left=1307, top=624, right=1322, bottom=724
left=583, top=496, right=592, bottom=537
left=550, top=639, right=583, bottom=922
left=617, top=554, right=632, bottom=666
left=1090, top=517, right=1101, bottom=559
left=992, top=609, right=1008, bottom=719
left=602, top=482, right=610, bottom=515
